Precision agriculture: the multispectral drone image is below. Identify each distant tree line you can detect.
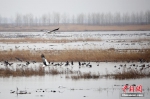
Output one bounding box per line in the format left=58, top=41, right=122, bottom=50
left=0, top=11, right=150, bottom=26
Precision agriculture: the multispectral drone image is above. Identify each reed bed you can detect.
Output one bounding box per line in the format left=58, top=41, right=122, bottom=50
left=70, top=69, right=150, bottom=80
left=0, top=66, right=150, bottom=79
left=0, top=66, right=78, bottom=77
left=0, top=38, right=101, bottom=43
left=0, top=67, right=45, bottom=77
left=70, top=72, right=100, bottom=80
left=0, top=66, right=101, bottom=79
left=111, top=68, right=150, bottom=80
left=0, top=49, right=150, bottom=62
left=46, top=68, right=75, bottom=75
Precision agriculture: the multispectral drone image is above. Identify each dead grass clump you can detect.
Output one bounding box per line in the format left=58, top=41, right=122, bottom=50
left=112, top=69, right=150, bottom=80
left=81, top=73, right=92, bottom=79
left=47, top=68, right=60, bottom=75
left=71, top=72, right=100, bottom=80
left=0, top=67, right=45, bottom=77
left=92, top=74, right=100, bottom=79
left=71, top=75, right=79, bottom=80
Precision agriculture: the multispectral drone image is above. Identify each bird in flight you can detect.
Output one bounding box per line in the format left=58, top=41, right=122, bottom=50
left=41, top=54, right=49, bottom=67
left=41, top=28, right=59, bottom=34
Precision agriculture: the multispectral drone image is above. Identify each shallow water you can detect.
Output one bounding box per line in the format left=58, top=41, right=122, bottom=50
left=0, top=31, right=150, bottom=51
left=0, top=31, right=150, bottom=99
left=0, top=61, right=150, bottom=99
left=0, top=75, right=150, bottom=99
left=1, top=61, right=150, bottom=75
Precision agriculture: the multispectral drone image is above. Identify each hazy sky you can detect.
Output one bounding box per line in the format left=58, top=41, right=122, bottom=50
left=0, top=0, right=150, bottom=17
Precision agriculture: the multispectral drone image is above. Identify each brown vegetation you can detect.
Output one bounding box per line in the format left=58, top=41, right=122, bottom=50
left=0, top=24, right=150, bottom=32
left=111, top=68, right=150, bottom=80
left=70, top=72, right=100, bottom=80
left=0, top=67, right=75, bottom=77
left=0, top=38, right=101, bottom=43
left=1, top=66, right=149, bottom=80
left=0, top=67, right=45, bottom=77
left=0, top=49, right=150, bottom=62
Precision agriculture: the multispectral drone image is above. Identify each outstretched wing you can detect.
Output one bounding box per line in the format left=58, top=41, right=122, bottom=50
left=41, top=28, right=59, bottom=34
left=45, top=58, right=49, bottom=66
left=49, top=28, right=59, bottom=33
left=41, top=54, right=49, bottom=66
left=42, top=58, right=49, bottom=66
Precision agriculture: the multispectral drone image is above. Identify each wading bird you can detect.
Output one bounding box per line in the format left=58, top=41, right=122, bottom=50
left=41, top=54, right=49, bottom=67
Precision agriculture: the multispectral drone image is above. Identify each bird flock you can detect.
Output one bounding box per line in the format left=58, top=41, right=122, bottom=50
left=0, top=31, right=150, bottom=74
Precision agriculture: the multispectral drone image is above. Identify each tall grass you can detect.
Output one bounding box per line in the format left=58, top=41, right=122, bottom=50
left=0, top=66, right=77, bottom=77
left=0, top=38, right=101, bottom=43
left=70, top=72, right=100, bottom=80
left=0, top=67, right=45, bottom=77
left=0, top=49, right=150, bottom=62
left=0, top=66, right=150, bottom=79
left=112, top=68, right=150, bottom=79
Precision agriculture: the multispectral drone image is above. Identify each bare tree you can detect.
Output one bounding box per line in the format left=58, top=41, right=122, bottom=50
left=91, top=13, right=96, bottom=25
left=23, top=14, right=28, bottom=26
left=15, top=13, right=22, bottom=26
left=99, top=13, right=104, bottom=25
left=1, top=11, right=150, bottom=26
left=77, top=13, right=84, bottom=25
left=114, top=13, right=119, bottom=25
left=29, top=14, right=34, bottom=26
left=62, top=13, right=67, bottom=24
left=145, top=10, right=150, bottom=24
left=87, top=13, right=92, bottom=25
left=47, top=13, right=51, bottom=25
left=71, top=15, right=75, bottom=24
left=139, top=11, right=144, bottom=24
left=53, top=12, right=60, bottom=25
left=41, top=14, right=47, bottom=26
left=122, top=13, right=130, bottom=25
left=131, top=13, right=136, bottom=24
left=0, top=15, right=1, bottom=25
left=34, top=17, right=38, bottom=26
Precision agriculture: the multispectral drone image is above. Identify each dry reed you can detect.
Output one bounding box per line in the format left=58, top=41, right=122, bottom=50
left=112, top=68, right=150, bottom=79
left=0, top=49, right=150, bottom=62
left=0, top=66, right=150, bottom=79
left=0, top=67, right=45, bottom=77
left=70, top=72, right=100, bottom=80
left=0, top=38, right=101, bottom=43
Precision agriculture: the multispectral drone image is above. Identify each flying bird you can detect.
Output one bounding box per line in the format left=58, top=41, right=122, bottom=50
left=41, top=54, right=49, bottom=67
left=41, top=28, right=59, bottom=34
left=49, top=28, right=59, bottom=33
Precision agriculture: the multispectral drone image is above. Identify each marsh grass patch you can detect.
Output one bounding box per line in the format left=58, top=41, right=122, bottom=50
left=0, top=49, right=150, bottom=62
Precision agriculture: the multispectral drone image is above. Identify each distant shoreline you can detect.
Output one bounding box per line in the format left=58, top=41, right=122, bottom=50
left=0, top=24, right=150, bottom=32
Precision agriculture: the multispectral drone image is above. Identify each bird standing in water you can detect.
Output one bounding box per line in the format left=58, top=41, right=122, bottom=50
left=41, top=54, right=49, bottom=67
